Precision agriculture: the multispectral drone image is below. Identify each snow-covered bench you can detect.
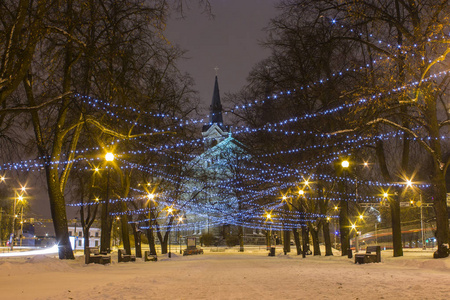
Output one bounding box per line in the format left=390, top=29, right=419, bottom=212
left=144, top=251, right=157, bottom=262
left=85, top=247, right=111, bottom=265
left=118, top=249, right=136, bottom=263
left=183, top=246, right=203, bottom=256
left=354, top=246, right=381, bottom=264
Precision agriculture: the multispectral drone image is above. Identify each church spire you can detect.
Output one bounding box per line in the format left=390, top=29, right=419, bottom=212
left=202, top=75, right=229, bottom=147
left=209, top=76, right=223, bottom=125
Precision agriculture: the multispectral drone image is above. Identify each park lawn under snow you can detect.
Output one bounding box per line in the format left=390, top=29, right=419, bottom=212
left=0, top=247, right=449, bottom=300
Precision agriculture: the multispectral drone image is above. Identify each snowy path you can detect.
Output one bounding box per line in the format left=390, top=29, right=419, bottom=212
left=0, top=249, right=449, bottom=299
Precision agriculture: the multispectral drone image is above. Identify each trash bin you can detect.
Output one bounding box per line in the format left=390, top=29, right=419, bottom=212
left=269, top=247, right=276, bottom=256
left=347, top=248, right=352, bottom=258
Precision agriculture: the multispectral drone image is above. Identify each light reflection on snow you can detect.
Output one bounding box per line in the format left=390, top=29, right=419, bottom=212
left=0, top=245, right=59, bottom=257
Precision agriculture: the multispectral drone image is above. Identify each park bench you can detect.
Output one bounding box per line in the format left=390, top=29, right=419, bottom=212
left=85, top=247, right=111, bottom=265
left=355, top=246, right=381, bottom=264
left=144, top=251, right=158, bottom=262
left=183, top=246, right=204, bottom=256
left=118, top=249, right=136, bottom=263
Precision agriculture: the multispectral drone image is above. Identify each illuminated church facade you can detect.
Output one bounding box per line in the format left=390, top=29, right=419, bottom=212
left=183, top=76, right=265, bottom=246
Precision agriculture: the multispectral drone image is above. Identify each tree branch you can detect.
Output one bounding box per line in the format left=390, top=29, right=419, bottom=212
left=0, top=92, right=72, bottom=115
left=85, top=118, right=175, bottom=139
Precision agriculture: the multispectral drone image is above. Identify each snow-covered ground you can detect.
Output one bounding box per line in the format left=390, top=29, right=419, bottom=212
left=0, top=246, right=449, bottom=300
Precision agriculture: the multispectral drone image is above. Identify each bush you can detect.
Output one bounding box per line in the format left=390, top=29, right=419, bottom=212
left=201, top=233, right=215, bottom=246
left=225, top=235, right=239, bottom=247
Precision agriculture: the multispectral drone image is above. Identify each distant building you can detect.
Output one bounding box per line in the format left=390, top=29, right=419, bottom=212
left=17, top=220, right=101, bottom=249
left=68, top=226, right=101, bottom=249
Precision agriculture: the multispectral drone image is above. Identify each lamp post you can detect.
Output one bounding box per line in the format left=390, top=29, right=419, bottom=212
left=167, top=207, right=174, bottom=258
left=334, top=205, right=339, bottom=249
left=177, top=215, right=183, bottom=254
left=100, top=152, right=114, bottom=254
left=265, top=212, right=274, bottom=255
left=341, top=160, right=351, bottom=258
left=19, top=195, right=24, bottom=247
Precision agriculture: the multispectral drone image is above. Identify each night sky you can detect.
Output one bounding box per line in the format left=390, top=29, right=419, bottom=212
left=165, top=0, right=277, bottom=110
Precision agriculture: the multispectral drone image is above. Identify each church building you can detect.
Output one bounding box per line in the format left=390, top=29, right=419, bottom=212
left=183, top=76, right=265, bottom=246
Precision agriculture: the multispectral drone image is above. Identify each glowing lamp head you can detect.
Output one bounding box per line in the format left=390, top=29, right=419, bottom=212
left=21, top=186, right=26, bottom=192
left=383, top=192, right=388, bottom=198
left=298, top=190, right=304, bottom=195
left=147, top=193, right=155, bottom=200
left=0, top=176, right=5, bottom=182
left=95, top=197, right=99, bottom=202
left=406, top=179, right=412, bottom=187
left=266, top=213, right=272, bottom=220
left=359, top=215, right=364, bottom=220
left=105, top=152, right=115, bottom=162
left=282, top=195, right=287, bottom=201
left=94, top=167, right=99, bottom=172
left=304, top=180, right=309, bottom=186
left=178, top=216, right=183, bottom=222
left=341, top=160, right=349, bottom=168
left=326, top=217, right=331, bottom=221
left=351, top=224, right=356, bottom=230
left=167, top=207, right=173, bottom=214
left=18, top=195, right=23, bottom=201
left=334, top=206, right=338, bottom=210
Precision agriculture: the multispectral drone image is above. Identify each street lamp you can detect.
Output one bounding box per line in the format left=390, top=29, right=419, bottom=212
left=145, top=192, right=157, bottom=255
left=341, top=160, right=351, bottom=258
left=264, top=211, right=274, bottom=253
left=166, top=206, right=174, bottom=258
left=100, top=152, right=114, bottom=253
left=18, top=195, right=25, bottom=247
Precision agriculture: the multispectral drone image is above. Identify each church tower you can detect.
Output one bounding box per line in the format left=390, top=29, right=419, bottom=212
left=202, top=76, right=229, bottom=148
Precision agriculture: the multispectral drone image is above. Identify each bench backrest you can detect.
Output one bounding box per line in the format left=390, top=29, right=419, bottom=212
left=88, top=247, right=100, bottom=255
left=366, top=246, right=381, bottom=253
left=366, top=245, right=381, bottom=262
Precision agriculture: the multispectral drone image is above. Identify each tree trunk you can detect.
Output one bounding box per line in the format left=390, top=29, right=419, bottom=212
left=339, top=197, right=349, bottom=256
left=120, top=203, right=131, bottom=254
left=131, top=223, right=142, bottom=258
left=302, top=225, right=310, bottom=256
left=46, top=167, right=74, bottom=259
left=292, top=228, right=301, bottom=255
left=322, top=220, right=333, bottom=256
left=318, top=183, right=332, bottom=256
left=309, top=223, right=321, bottom=256
left=146, top=226, right=157, bottom=255
left=432, top=174, right=449, bottom=258
left=83, top=228, right=90, bottom=264
left=160, top=237, right=168, bottom=254
left=390, top=189, right=403, bottom=257
left=283, top=228, right=290, bottom=254
left=376, top=139, right=403, bottom=257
